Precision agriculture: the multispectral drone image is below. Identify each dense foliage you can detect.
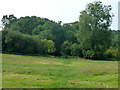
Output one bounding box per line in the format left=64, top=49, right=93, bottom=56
left=76, top=1, right=115, bottom=59
left=1, top=1, right=119, bottom=59
left=2, top=30, right=55, bottom=55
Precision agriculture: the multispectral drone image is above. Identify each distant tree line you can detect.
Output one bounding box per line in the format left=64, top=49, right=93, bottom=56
left=1, top=1, right=119, bottom=59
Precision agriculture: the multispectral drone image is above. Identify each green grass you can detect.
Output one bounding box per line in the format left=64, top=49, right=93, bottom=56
left=2, top=54, right=118, bottom=88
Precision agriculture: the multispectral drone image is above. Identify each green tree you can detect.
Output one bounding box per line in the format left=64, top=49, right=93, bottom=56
left=71, top=43, right=82, bottom=57
left=61, top=41, right=72, bottom=56
left=32, top=25, right=43, bottom=35
left=39, top=30, right=55, bottom=40
left=41, top=39, right=56, bottom=54
left=6, top=16, right=49, bottom=34
left=2, top=30, right=37, bottom=54
left=1, top=14, right=17, bottom=29
left=77, top=1, right=114, bottom=59
left=105, top=46, right=119, bottom=58
left=63, top=24, right=77, bottom=43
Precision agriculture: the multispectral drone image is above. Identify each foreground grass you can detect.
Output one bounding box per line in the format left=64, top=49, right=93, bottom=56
left=2, top=54, right=118, bottom=88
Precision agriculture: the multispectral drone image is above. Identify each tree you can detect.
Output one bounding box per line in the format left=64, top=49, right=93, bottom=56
left=1, top=14, right=17, bottom=29
left=6, top=16, right=49, bottom=34
left=71, top=43, right=82, bottom=57
left=61, top=41, right=72, bottom=56
left=105, top=46, right=119, bottom=58
left=76, top=1, right=114, bottom=59
left=41, top=39, right=56, bottom=54
left=39, top=30, right=55, bottom=40
left=63, top=24, right=77, bottom=43
left=2, top=30, right=37, bottom=54
left=32, top=25, right=43, bottom=35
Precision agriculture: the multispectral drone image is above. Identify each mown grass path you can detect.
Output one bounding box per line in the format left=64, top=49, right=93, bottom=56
left=2, top=54, right=118, bottom=88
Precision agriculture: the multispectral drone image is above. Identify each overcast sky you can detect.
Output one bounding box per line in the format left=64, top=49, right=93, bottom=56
left=0, top=0, right=119, bottom=30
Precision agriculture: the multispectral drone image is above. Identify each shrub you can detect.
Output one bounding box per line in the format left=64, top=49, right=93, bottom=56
left=105, top=47, right=119, bottom=59
left=2, top=30, right=37, bottom=54
left=71, top=43, right=82, bottom=57
left=61, top=41, right=72, bottom=56
left=41, top=39, right=56, bottom=54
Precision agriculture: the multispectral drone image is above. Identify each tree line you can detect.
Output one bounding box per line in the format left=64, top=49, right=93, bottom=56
left=1, top=1, right=119, bottom=59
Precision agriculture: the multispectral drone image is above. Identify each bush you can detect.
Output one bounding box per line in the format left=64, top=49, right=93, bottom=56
left=71, top=43, right=82, bottom=57
left=41, top=39, right=56, bottom=55
left=105, top=47, right=119, bottom=59
left=2, top=30, right=38, bottom=54
left=82, top=50, right=95, bottom=59
left=61, top=41, right=72, bottom=56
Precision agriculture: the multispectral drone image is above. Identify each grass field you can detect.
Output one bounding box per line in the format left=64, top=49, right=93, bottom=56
left=2, top=54, right=118, bottom=88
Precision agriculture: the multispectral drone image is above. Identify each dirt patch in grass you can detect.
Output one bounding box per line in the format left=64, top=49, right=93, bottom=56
left=4, top=74, right=25, bottom=77
left=68, top=80, right=111, bottom=88
left=36, top=61, right=63, bottom=65
left=83, top=70, right=93, bottom=74
left=4, top=74, right=51, bottom=82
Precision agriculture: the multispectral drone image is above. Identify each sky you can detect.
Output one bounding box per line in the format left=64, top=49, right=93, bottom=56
left=0, top=0, right=119, bottom=30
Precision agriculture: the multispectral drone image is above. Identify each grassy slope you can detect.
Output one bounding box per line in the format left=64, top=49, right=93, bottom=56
left=2, top=54, right=118, bottom=88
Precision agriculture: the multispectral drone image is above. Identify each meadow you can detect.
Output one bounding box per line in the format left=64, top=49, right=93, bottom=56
left=2, top=54, right=118, bottom=88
